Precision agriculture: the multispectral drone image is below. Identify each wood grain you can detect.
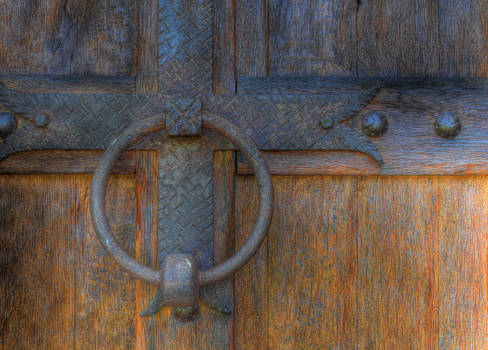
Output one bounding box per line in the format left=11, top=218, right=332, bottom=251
left=0, top=174, right=137, bottom=349
left=267, top=0, right=357, bottom=76
left=134, top=151, right=159, bottom=350
left=235, top=175, right=267, bottom=350
left=235, top=175, right=488, bottom=349
left=357, top=0, right=439, bottom=77
left=0, top=0, right=136, bottom=77
left=236, top=176, right=359, bottom=349
left=0, top=75, right=135, bottom=94
left=213, top=151, right=236, bottom=263
left=0, top=151, right=136, bottom=175
left=236, top=0, right=268, bottom=78
left=267, top=176, right=358, bottom=349
left=235, top=0, right=488, bottom=80
left=136, top=0, right=158, bottom=93
left=439, top=0, right=488, bottom=77
left=74, top=174, right=137, bottom=349
left=357, top=177, right=440, bottom=349
left=214, top=0, right=236, bottom=94
left=438, top=177, right=488, bottom=349
left=0, top=176, right=77, bottom=350
left=237, top=151, right=379, bottom=176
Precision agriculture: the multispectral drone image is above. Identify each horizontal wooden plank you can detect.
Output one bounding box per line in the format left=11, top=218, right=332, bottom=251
left=238, top=148, right=488, bottom=176
left=237, top=76, right=379, bottom=94
left=0, top=75, right=135, bottom=94
left=237, top=151, right=378, bottom=175
left=0, top=150, right=136, bottom=174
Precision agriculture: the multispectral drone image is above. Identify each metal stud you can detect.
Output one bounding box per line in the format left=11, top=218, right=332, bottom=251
left=320, top=115, right=334, bottom=129
left=362, top=111, right=388, bottom=137
left=0, top=112, right=17, bottom=139
left=434, top=112, right=461, bottom=139
left=34, top=114, right=50, bottom=128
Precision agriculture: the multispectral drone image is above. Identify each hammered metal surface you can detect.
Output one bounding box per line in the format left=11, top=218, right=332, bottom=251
left=206, top=92, right=383, bottom=163
left=157, top=138, right=215, bottom=268
left=158, top=0, right=213, bottom=97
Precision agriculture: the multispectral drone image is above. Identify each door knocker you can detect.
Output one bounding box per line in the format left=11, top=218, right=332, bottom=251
left=90, top=112, right=273, bottom=320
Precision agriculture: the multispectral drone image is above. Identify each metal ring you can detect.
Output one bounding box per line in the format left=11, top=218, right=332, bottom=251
left=90, top=114, right=273, bottom=286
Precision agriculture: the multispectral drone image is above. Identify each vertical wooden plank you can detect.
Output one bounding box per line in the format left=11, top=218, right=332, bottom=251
left=438, top=177, right=488, bottom=349
left=235, top=176, right=267, bottom=350
left=357, top=177, right=440, bottom=349
left=439, top=0, right=488, bottom=77
left=266, top=176, right=358, bottom=349
left=213, top=151, right=236, bottom=263
left=214, top=0, right=236, bottom=94
left=136, top=0, right=159, bottom=93
left=0, top=175, right=76, bottom=350
left=135, top=152, right=160, bottom=350
left=268, top=0, right=357, bottom=76
left=357, top=0, right=439, bottom=77
left=236, top=0, right=268, bottom=78
left=235, top=176, right=359, bottom=349
left=200, top=150, right=236, bottom=347
left=74, top=175, right=137, bottom=349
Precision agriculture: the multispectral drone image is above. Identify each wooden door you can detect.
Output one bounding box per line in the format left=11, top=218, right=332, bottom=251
left=1, top=1, right=488, bottom=349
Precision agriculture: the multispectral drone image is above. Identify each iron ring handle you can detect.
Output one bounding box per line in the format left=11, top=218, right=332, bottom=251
left=90, top=113, right=273, bottom=288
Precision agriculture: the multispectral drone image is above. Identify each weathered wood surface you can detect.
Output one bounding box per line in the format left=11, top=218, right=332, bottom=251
left=2, top=0, right=488, bottom=349
left=236, top=0, right=268, bottom=78
left=0, top=151, right=136, bottom=175
left=213, top=0, right=236, bottom=94
left=0, top=174, right=137, bottom=349
left=213, top=151, right=236, bottom=264
left=356, top=0, right=439, bottom=77
left=0, top=75, right=136, bottom=94
left=267, top=0, right=357, bottom=77
left=0, top=0, right=137, bottom=77
left=134, top=152, right=159, bottom=350
left=236, top=0, right=488, bottom=79
left=235, top=175, right=267, bottom=350
left=136, top=0, right=158, bottom=94
left=439, top=0, right=488, bottom=78
left=236, top=175, right=488, bottom=349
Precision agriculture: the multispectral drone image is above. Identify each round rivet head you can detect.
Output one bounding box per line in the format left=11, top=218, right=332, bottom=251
left=0, top=112, right=17, bottom=139
left=34, top=114, right=50, bottom=128
left=320, top=115, right=334, bottom=129
left=362, top=111, right=388, bottom=137
left=434, top=112, right=461, bottom=139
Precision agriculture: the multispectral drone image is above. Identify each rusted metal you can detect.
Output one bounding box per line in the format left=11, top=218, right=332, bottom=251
left=90, top=112, right=273, bottom=315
